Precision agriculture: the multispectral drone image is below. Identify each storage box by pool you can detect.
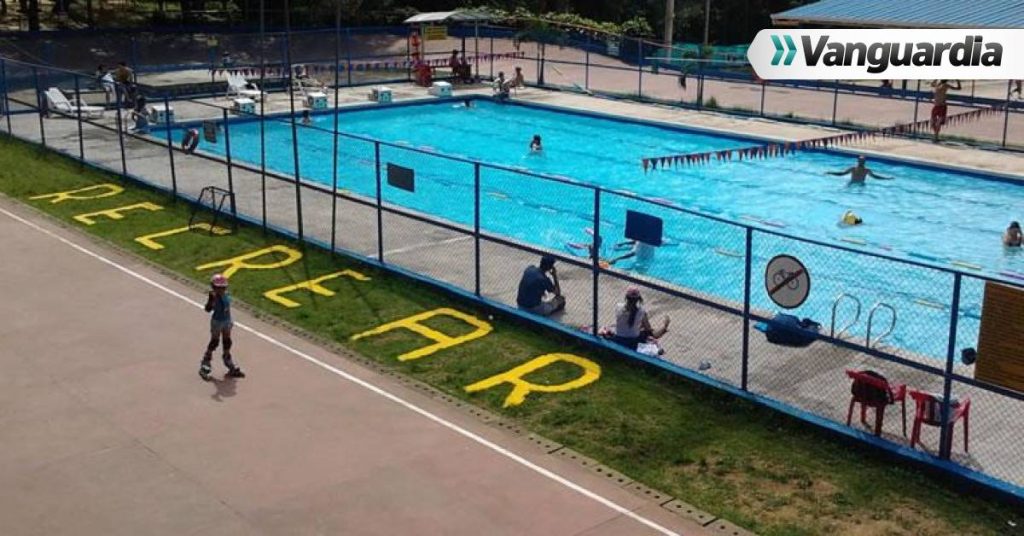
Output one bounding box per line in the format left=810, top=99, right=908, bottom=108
left=306, top=92, right=328, bottom=110
left=147, top=103, right=174, bottom=125
left=428, top=81, right=452, bottom=97
left=232, top=98, right=255, bottom=115
left=370, top=86, right=392, bottom=104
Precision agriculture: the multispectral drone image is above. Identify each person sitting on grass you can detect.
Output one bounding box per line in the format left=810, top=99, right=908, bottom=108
left=1004, top=221, right=1022, bottom=247
left=612, top=287, right=669, bottom=353
left=516, top=255, right=565, bottom=316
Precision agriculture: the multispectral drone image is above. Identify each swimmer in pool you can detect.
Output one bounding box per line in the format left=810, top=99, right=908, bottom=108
left=1004, top=221, right=1022, bottom=247
left=301, top=109, right=312, bottom=126
left=827, top=155, right=893, bottom=184
left=840, top=210, right=863, bottom=226
left=530, top=134, right=542, bottom=153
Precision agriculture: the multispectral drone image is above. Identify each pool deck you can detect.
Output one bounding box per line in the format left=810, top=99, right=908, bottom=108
left=4, top=83, right=1023, bottom=494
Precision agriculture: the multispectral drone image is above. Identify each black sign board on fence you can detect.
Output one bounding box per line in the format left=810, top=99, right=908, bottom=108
left=202, top=121, right=218, bottom=143
left=387, top=163, right=415, bottom=193
left=624, top=210, right=663, bottom=246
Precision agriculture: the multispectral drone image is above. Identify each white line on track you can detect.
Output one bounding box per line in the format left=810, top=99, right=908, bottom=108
left=0, top=206, right=683, bottom=536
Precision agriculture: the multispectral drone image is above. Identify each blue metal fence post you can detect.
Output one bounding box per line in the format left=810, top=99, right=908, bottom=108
left=346, top=28, right=353, bottom=86
left=162, top=95, right=177, bottom=199
left=375, top=141, right=384, bottom=262
left=474, top=163, right=481, bottom=296
left=759, top=81, right=766, bottom=116
left=74, top=74, right=84, bottom=161
left=591, top=188, right=601, bottom=337
left=114, top=86, right=127, bottom=179
left=636, top=38, right=643, bottom=97
left=489, top=36, right=494, bottom=79
left=221, top=109, right=237, bottom=216
left=741, top=227, right=753, bottom=391
left=331, top=7, right=341, bottom=254
left=1002, top=81, right=1011, bottom=149
left=831, top=80, right=840, bottom=125
left=912, top=80, right=922, bottom=130
left=0, top=58, right=11, bottom=134
left=584, top=33, right=590, bottom=91
left=938, top=273, right=962, bottom=460
left=33, top=66, right=46, bottom=147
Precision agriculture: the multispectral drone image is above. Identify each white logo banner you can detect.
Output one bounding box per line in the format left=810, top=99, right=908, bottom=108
left=747, top=29, right=1024, bottom=80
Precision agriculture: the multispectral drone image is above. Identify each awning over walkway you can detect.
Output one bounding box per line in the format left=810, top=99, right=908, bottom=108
left=403, top=10, right=492, bottom=25
left=772, top=0, right=1024, bottom=29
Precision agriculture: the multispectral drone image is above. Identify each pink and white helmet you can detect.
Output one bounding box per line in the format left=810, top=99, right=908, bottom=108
left=210, top=273, right=229, bottom=288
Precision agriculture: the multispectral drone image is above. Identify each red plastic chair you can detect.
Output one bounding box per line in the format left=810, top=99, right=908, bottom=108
left=845, top=370, right=907, bottom=437
left=909, top=390, right=971, bottom=453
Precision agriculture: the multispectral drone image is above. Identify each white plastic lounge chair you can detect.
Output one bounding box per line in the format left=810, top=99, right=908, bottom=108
left=226, top=73, right=265, bottom=101
left=44, top=87, right=104, bottom=119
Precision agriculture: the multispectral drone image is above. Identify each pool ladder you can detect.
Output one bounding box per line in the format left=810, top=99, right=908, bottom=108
left=830, top=293, right=897, bottom=348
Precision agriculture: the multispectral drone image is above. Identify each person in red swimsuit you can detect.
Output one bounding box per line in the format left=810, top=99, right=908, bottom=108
left=930, top=80, right=961, bottom=142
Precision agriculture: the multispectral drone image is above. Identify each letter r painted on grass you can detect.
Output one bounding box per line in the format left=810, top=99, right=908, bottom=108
left=263, top=270, right=371, bottom=308
left=195, top=245, right=303, bottom=278
left=29, top=183, right=124, bottom=204
left=464, top=353, right=601, bottom=407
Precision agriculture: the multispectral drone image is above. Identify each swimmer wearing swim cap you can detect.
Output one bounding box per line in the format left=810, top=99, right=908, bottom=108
left=842, top=211, right=863, bottom=226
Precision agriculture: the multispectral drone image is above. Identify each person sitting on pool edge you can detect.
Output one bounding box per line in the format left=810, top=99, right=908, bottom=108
left=608, top=239, right=656, bottom=272
left=516, top=255, right=565, bottom=316
left=493, top=71, right=511, bottom=100
left=827, top=155, right=893, bottom=184
left=301, top=109, right=312, bottom=126
left=530, top=134, right=542, bottom=153
left=612, top=287, right=669, bottom=353
left=1004, top=221, right=1022, bottom=247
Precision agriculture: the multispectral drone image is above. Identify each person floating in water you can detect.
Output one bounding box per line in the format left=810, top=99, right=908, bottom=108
left=827, top=155, right=893, bottom=184
left=930, top=79, right=962, bottom=142
left=1004, top=221, right=1022, bottom=247
left=841, top=210, right=863, bottom=226
left=529, top=134, right=543, bottom=153
left=301, top=109, right=312, bottom=126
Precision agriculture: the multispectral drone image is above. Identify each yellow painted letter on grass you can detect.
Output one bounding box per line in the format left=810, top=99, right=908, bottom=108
left=350, top=308, right=492, bottom=361
left=73, top=202, right=163, bottom=225
left=30, top=183, right=124, bottom=204
left=134, top=224, right=232, bottom=250
left=263, top=270, right=371, bottom=308
left=195, top=245, right=302, bottom=279
left=464, top=353, right=601, bottom=407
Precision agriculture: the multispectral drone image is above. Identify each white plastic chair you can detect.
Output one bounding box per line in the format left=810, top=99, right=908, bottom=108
left=226, top=73, right=264, bottom=101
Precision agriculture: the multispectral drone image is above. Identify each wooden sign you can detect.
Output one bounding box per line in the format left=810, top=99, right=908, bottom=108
left=423, top=25, right=448, bottom=41
left=975, top=282, right=1024, bottom=393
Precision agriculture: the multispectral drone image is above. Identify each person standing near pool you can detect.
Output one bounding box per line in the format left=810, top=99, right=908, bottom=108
left=199, top=273, right=246, bottom=381
left=930, top=80, right=962, bottom=142
left=608, top=240, right=656, bottom=272
left=516, top=255, right=565, bottom=316
left=1004, top=221, right=1022, bottom=247
left=827, top=155, right=893, bottom=184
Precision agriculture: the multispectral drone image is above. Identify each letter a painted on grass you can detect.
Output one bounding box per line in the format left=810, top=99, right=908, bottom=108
left=73, top=202, right=163, bottom=225
left=464, top=353, right=601, bottom=407
left=29, top=183, right=124, bottom=204
left=350, top=308, right=492, bottom=361
left=134, top=224, right=231, bottom=250
left=263, top=270, right=371, bottom=308
left=195, top=245, right=302, bottom=278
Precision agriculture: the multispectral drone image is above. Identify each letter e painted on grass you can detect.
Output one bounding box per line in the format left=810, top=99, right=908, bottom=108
left=72, top=202, right=163, bottom=225
left=263, top=270, right=371, bottom=308
left=29, top=183, right=124, bottom=204
left=134, top=224, right=231, bottom=250
left=350, top=307, right=492, bottom=361
left=464, top=353, right=601, bottom=407
left=195, top=245, right=302, bottom=278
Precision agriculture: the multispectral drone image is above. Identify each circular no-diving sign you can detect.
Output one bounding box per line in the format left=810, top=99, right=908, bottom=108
left=765, top=255, right=810, bottom=309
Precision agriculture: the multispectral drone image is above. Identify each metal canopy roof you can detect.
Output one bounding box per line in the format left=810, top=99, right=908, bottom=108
left=772, top=0, right=1024, bottom=29
left=403, top=10, right=492, bottom=25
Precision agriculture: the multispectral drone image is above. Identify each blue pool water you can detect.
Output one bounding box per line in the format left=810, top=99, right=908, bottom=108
left=178, top=99, right=1024, bottom=361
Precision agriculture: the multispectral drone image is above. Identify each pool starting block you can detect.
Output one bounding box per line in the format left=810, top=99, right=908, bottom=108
left=231, top=98, right=255, bottom=115
left=306, top=92, right=328, bottom=110
left=147, top=103, right=174, bottom=125
left=428, top=81, right=452, bottom=98
left=370, top=86, right=392, bottom=104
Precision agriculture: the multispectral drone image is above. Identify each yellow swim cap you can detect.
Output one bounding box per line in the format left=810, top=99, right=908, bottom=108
left=842, top=211, right=861, bottom=225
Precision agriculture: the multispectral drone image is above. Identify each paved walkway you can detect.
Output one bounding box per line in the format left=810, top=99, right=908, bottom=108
left=0, top=196, right=710, bottom=536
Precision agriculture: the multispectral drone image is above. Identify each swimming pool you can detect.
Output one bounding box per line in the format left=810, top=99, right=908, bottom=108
left=177, top=99, right=1024, bottom=360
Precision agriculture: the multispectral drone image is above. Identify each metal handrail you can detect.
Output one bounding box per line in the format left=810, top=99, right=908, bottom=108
left=866, top=302, right=897, bottom=348
left=830, top=293, right=861, bottom=339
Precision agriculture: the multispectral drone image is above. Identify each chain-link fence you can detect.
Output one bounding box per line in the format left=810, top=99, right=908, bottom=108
left=3, top=55, right=1024, bottom=502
